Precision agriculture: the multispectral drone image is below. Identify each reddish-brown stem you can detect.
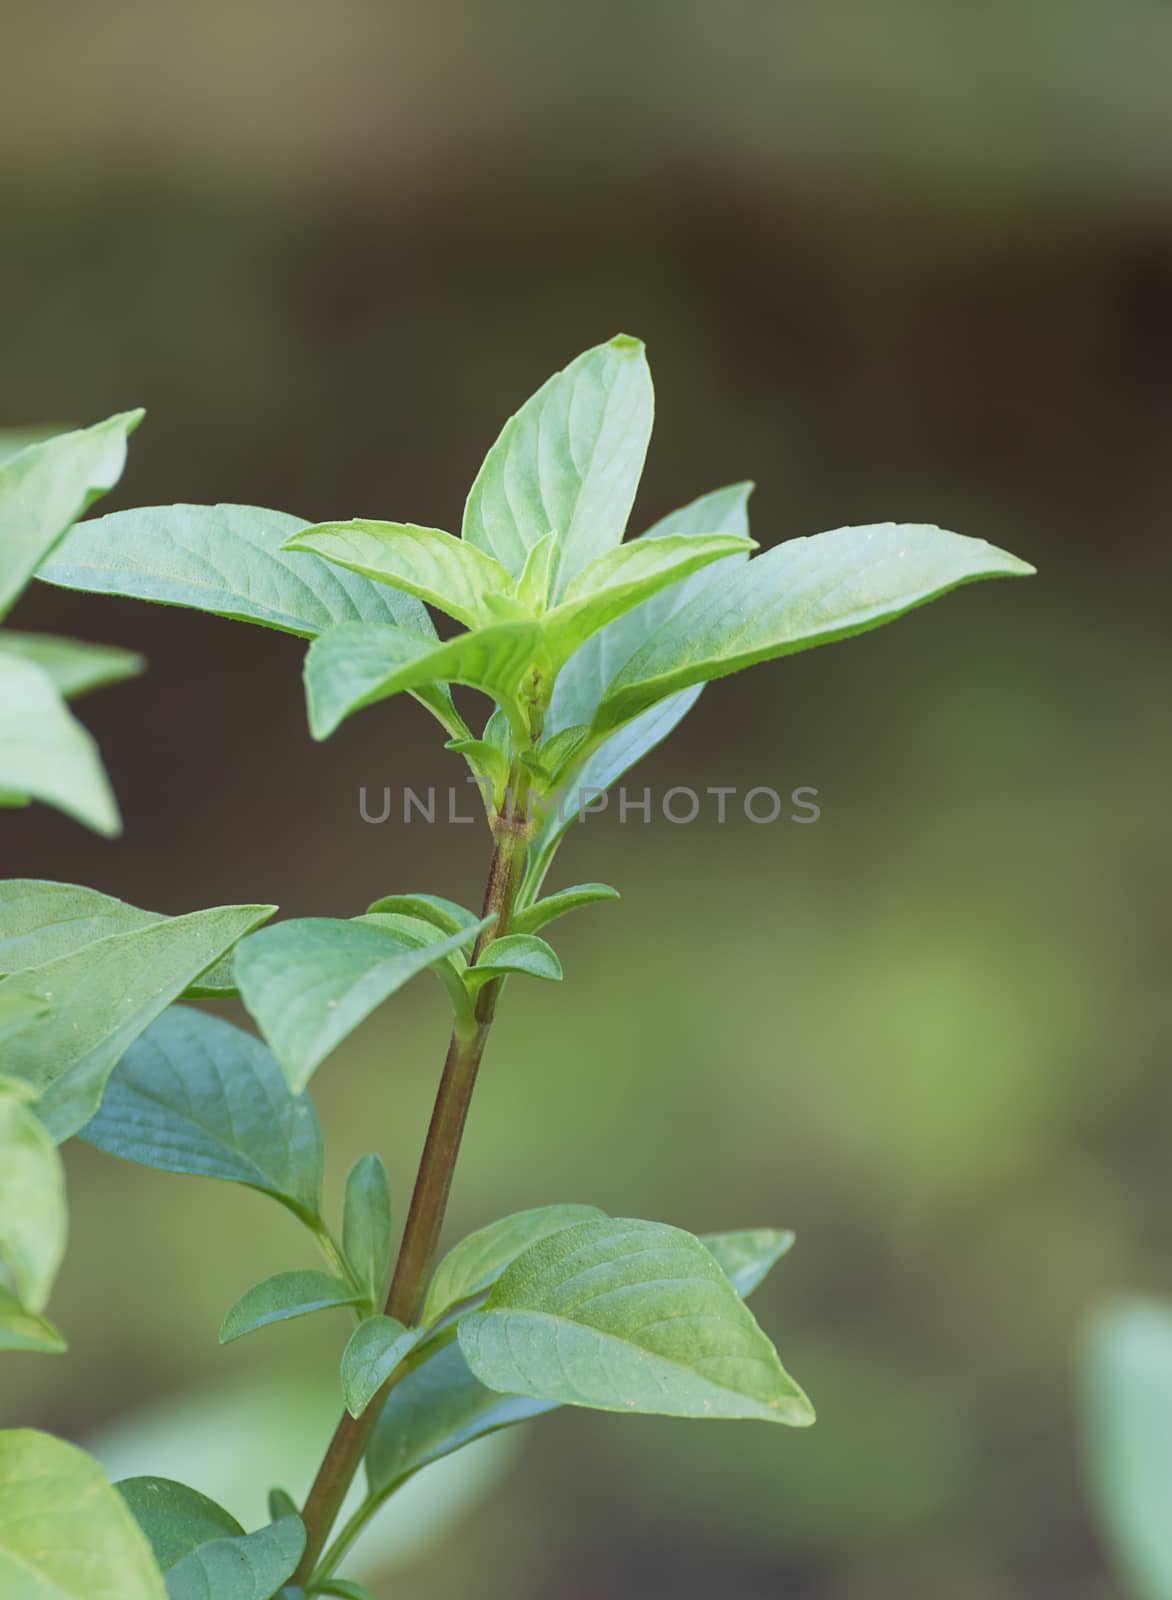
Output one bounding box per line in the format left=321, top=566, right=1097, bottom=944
left=292, top=799, right=530, bottom=1583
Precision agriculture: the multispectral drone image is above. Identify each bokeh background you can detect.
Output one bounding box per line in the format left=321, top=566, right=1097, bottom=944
left=3, top=5, right=1171, bottom=1595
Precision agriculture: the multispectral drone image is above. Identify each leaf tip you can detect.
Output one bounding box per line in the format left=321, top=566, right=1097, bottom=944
left=608, top=333, right=644, bottom=355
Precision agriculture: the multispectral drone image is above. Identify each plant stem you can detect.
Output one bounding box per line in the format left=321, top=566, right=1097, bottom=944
left=292, top=783, right=532, bottom=1583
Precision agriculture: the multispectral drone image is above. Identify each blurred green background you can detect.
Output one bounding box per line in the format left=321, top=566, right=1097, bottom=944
left=2, top=4, right=1171, bottom=1595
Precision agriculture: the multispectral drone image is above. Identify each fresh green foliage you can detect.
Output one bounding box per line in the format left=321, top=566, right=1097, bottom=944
left=0, top=901, right=276, bottom=1141
left=511, top=882, right=619, bottom=935
left=0, top=416, right=143, bottom=833
left=81, top=1008, right=324, bottom=1226
left=340, top=1316, right=422, bottom=1418
left=0, top=653, right=122, bottom=834
left=464, top=933, right=563, bottom=992
left=0, top=1430, right=165, bottom=1598
left=462, top=335, right=654, bottom=595
left=220, top=1271, right=367, bottom=1345
left=117, top=1477, right=246, bottom=1571
left=459, top=1217, right=814, bottom=1424
left=2, top=336, right=1033, bottom=1595
left=341, top=1155, right=393, bottom=1306
left=0, top=1079, right=66, bottom=1313
left=234, top=916, right=491, bottom=1092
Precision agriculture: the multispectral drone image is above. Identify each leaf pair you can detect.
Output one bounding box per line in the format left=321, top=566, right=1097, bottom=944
left=0, top=413, right=143, bottom=833
left=362, top=1218, right=802, bottom=1507
left=0, top=880, right=275, bottom=1141
left=118, top=1474, right=304, bottom=1599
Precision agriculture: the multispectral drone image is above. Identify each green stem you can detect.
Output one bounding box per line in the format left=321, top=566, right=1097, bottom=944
left=291, top=776, right=532, bottom=1584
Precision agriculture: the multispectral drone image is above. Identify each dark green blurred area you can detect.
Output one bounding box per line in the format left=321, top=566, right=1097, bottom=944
left=2, top=4, right=1170, bottom=1595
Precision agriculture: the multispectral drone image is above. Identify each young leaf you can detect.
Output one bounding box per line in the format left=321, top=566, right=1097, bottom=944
left=0, top=1429, right=165, bottom=1598
left=0, top=632, right=144, bottom=697
left=465, top=934, right=562, bottom=993
left=444, top=736, right=509, bottom=809
left=342, top=1154, right=392, bottom=1305
left=0, top=653, right=121, bottom=835
left=541, top=531, right=756, bottom=667
left=514, top=532, right=557, bottom=611
left=281, top=521, right=515, bottom=629
left=512, top=883, right=620, bottom=937
left=235, top=916, right=489, bottom=1092
left=1, top=902, right=276, bottom=1143
left=302, top=619, right=542, bottom=740
left=81, top=1007, right=324, bottom=1225
left=458, top=1217, right=814, bottom=1424
left=0, top=425, right=65, bottom=466
left=463, top=335, right=654, bottom=597
left=0, top=411, right=142, bottom=620
left=311, top=1580, right=377, bottom=1599
left=523, top=483, right=754, bottom=884
left=0, top=990, right=47, bottom=1043
left=340, top=1315, right=422, bottom=1418
left=365, top=1228, right=789, bottom=1498
left=700, top=1229, right=795, bottom=1299
left=164, top=1515, right=305, bottom=1600
left=0, top=1081, right=66, bottom=1312
left=363, top=893, right=480, bottom=938
left=117, top=1477, right=244, bottom=1572
left=219, top=1271, right=365, bottom=1344
left=365, top=1337, right=556, bottom=1501
left=37, top=502, right=464, bottom=738
left=267, top=1489, right=298, bottom=1523
left=1084, top=1301, right=1172, bottom=1600
left=422, top=1203, right=606, bottom=1326
left=0, top=1285, right=67, bottom=1353
left=594, top=523, right=1036, bottom=735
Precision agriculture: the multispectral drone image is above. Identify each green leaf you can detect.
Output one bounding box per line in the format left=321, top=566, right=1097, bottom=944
left=267, top=1489, right=297, bottom=1523
left=444, top=736, right=509, bottom=809
left=81, top=1007, right=324, bottom=1225
left=117, top=1477, right=243, bottom=1572
left=0, top=902, right=276, bottom=1143
left=165, top=1516, right=305, bottom=1600
left=0, top=653, right=121, bottom=834
left=458, top=1217, right=814, bottom=1424
left=541, top=531, right=755, bottom=667
left=342, top=1154, right=392, bottom=1305
left=310, top=1581, right=376, bottom=1600
left=594, top=523, right=1036, bottom=735
left=365, top=1337, right=555, bottom=1501
left=363, top=893, right=480, bottom=938
left=37, top=502, right=463, bottom=739
left=0, top=632, right=144, bottom=697
left=281, top=521, right=515, bottom=629
left=422, top=1204, right=606, bottom=1326
left=523, top=483, right=753, bottom=886
left=700, top=1229, right=795, bottom=1298
left=302, top=619, right=542, bottom=740
left=1085, top=1301, right=1172, bottom=1600
left=512, top=883, right=620, bottom=936
left=514, top=532, right=557, bottom=611
left=0, top=1081, right=66, bottom=1312
left=339, top=1315, right=422, bottom=1418
left=0, top=1285, right=67, bottom=1353
left=465, top=934, right=562, bottom=993
left=365, top=1224, right=786, bottom=1500
left=0, top=1429, right=165, bottom=1597
left=0, top=880, right=257, bottom=1002
left=0, top=411, right=142, bottom=621
left=219, top=1271, right=364, bottom=1345
left=234, top=916, right=489, bottom=1092
left=463, top=335, right=654, bottom=598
